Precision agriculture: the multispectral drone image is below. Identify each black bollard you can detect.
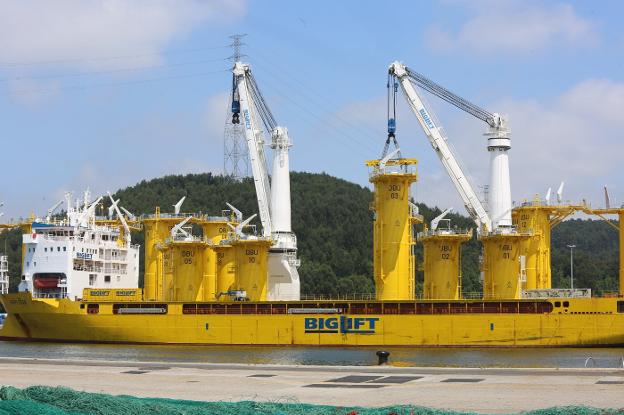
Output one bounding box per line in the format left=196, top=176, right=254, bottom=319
left=376, top=350, right=390, bottom=365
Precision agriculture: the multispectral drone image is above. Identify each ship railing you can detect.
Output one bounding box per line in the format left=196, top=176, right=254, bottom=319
left=141, top=212, right=200, bottom=220
left=461, top=292, right=484, bottom=299
left=72, top=264, right=104, bottom=273
left=418, top=228, right=472, bottom=238
left=103, top=268, right=127, bottom=275
left=600, top=291, right=622, bottom=298
left=33, top=292, right=67, bottom=299
left=300, top=293, right=377, bottom=301
left=103, top=254, right=128, bottom=261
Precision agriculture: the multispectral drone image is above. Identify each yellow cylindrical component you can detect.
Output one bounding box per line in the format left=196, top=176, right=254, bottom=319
left=367, top=158, right=418, bottom=301
left=214, top=245, right=235, bottom=301
left=481, top=234, right=529, bottom=299
left=164, top=241, right=213, bottom=302
left=233, top=239, right=271, bottom=302
left=513, top=205, right=553, bottom=290
left=200, top=220, right=230, bottom=301
left=421, top=232, right=471, bottom=300
left=618, top=210, right=624, bottom=297
left=142, top=209, right=186, bottom=301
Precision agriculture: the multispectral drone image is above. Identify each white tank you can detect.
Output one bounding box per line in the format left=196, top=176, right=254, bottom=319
left=487, top=137, right=512, bottom=229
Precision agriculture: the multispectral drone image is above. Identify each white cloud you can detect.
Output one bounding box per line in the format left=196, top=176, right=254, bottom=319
left=426, top=2, right=598, bottom=55
left=202, top=90, right=230, bottom=142
left=0, top=0, right=246, bottom=69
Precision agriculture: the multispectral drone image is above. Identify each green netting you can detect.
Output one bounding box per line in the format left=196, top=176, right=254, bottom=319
left=0, top=386, right=621, bottom=415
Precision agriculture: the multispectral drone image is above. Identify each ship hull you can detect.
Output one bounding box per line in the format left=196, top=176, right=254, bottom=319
left=2, top=293, right=624, bottom=347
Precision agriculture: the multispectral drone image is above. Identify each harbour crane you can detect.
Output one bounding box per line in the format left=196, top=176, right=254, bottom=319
left=230, top=61, right=300, bottom=300
left=388, top=62, right=512, bottom=233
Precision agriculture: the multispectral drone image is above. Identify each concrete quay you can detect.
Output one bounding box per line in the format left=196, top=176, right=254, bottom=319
left=0, top=357, right=623, bottom=413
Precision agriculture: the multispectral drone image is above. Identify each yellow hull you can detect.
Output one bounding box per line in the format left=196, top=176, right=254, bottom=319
left=2, top=293, right=624, bottom=347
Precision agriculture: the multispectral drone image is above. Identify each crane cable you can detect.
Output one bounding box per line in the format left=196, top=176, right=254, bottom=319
left=404, top=67, right=495, bottom=127
left=382, top=73, right=401, bottom=159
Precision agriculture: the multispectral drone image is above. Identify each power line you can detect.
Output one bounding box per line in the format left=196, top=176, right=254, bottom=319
left=7, top=68, right=230, bottom=94
left=0, top=44, right=230, bottom=68
left=0, top=57, right=230, bottom=83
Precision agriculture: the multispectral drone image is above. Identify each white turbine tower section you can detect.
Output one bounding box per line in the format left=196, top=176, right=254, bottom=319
left=121, top=207, right=136, bottom=221
left=545, top=187, right=552, bottom=206
left=226, top=202, right=243, bottom=222
left=108, top=198, right=120, bottom=219
left=107, top=192, right=131, bottom=245
left=268, top=126, right=301, bottom=301
left=173, top=196, right=186, bottom=215
left=557, top=182, right=565, bottom=204
left=228, top=214, right=258, bottom=238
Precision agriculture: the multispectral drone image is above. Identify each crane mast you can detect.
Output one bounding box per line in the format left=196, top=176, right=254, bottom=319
left=232, top=62, right=273, bottom=237
left=389, top=62, right=493, bottom=232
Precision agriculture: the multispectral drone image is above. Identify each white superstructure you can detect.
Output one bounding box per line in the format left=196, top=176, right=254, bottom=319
left=0, top=255, right=8, bottom=295
left=18, top=191, right=139, bottom=300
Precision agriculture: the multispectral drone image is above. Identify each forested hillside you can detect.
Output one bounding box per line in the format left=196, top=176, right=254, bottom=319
left=0, top=172, right=620, bottom=297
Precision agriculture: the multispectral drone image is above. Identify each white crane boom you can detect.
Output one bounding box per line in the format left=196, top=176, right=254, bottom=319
left=232, top=62, right=272, bottom=237
left=389, top=62, right=492, bottom=232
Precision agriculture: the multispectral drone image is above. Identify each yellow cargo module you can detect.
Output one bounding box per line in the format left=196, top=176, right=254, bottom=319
left=366, top=157, right=419, bottom=301
left=421, top=229, right=472, bottom=300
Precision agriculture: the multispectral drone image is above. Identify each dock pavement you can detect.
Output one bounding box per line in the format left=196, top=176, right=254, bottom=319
left=1, top=357, right=623, bottom=413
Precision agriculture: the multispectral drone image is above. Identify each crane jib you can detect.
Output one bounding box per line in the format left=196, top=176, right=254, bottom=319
left=243, top=109, right=251, bottom=130
left=419, top=108, right=435, bottom=130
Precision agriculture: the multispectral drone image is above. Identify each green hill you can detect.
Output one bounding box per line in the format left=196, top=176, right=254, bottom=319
left=0, top=172, right=620, bottom=297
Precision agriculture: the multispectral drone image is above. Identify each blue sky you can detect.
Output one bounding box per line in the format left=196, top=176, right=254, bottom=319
left=1, top=0, right=623, bottom=219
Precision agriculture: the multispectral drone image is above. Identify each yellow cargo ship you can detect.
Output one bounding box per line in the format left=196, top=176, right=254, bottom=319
left=1, top=155, right=624, bottom=347
left=1, top=290, right=624, bottom=346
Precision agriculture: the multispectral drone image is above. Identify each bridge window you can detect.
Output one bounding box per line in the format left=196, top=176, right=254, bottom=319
left=618, top=301, right=624, bottom=313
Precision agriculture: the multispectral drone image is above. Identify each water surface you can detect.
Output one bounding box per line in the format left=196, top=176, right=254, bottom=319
left=1, top=341, right=623, bottom=368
